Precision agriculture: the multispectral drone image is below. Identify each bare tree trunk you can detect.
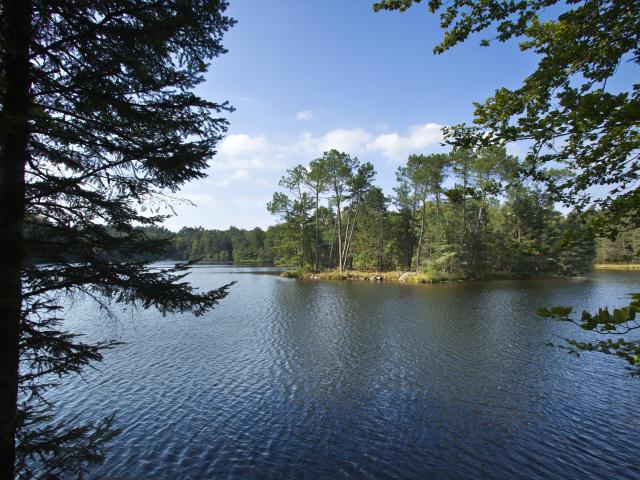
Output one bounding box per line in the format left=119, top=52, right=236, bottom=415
left=378, top=214, right=384, bottom=271
left=0, top=2, right=31, bottom=478
left=336, top=199, right=343, bottom=272
left=296, top=184, right=312, bottom=269
left=328, top=219, right=336, bottom=268
left=314, top=192, right=320, bottom=270
left=406, top=196, right=417, bottom=269
left=415, top=198, right=426, bottom=270
left=462, top=165, right=468, bottom=230
left=305, top=228, right=313, bottom=269
left=475, top=205, right=484, bottom=235
left=340, top=209, right=351, bottom=271
left=470, top=193, right=487, bottom=269
left=342, top=205, right=359, bottom=271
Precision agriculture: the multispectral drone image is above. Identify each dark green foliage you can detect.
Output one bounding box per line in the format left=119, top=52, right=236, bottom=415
left=372, top=0, right=640, bottom=373
left=352, top=187, right=390, bottom=271
left=267, top=147, right=594, bottom=277
left=267, top=150, right=376, bottom=272
left=373, top=0, right=639, bottom=231
left=0, top=1, right=235, bottom=477
left=388, top=206, right=415, bottom=270
left=167, top=226, right=271, bottom=263
left=595, top=227, right=640, bottom=264
left=538, top=294, right=640, bottom=375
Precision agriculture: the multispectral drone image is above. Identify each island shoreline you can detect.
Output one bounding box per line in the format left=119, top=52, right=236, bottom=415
left=280, top=269, right=587, bottom=284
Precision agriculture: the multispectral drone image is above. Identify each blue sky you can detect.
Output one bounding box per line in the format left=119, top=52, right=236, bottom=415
left=165, top=0, right=542, bottom=231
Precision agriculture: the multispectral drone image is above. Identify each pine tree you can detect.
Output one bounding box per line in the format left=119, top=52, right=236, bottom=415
left=0, top=2, right=235, bottom=477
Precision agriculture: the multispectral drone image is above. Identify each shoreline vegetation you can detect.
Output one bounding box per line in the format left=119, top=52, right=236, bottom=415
left=279, top=269, right=580, bottom=283
left=266, top=149, right=600, bottom=281
left=264, top=145, right=639, bottom=284
left=594, top=264, right=640, bottom=270
left=281, top=263, right=640, bottom=282
left=176, top=261, right=640, bottom=274
left=281, top=269, right=459, bottom=283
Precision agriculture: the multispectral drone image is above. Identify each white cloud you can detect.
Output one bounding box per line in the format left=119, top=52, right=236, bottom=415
left=321, top=128, right=373, bottom=152
left=210, top=169, right=250, bottom=187
left=211, top=134, right=282, bottom=173
left=367, top=123, right=444, bottom=161
left=293, top=128, right=373, bottom=156
left=165, top=192, right=274, bottom=230
left=180, top=123, right=443, bottom=228
left=206, top=123, right=445, bottom=188
left=505, top=141, right=530, bottom=159
left=206, top=128, right=375, bottom=188
left=219, top=134, right=268, bottom=157
left=182, top=193, right=220, bottom=209
left=233, top=196, right=271, bottom=208
left=295, top=110, right=314, bottom=121
left=167, top=121, right=448, bottom=230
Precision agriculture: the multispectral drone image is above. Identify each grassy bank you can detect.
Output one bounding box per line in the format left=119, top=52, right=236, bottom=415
left=594, top=263, right=640, bottom=270
left=280, top=269, right=585, bottom=283
left=281, top=269, right=465, bottom=283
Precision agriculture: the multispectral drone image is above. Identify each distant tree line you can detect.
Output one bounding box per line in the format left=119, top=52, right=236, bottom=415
left=28, top=150, right=611, bottom=275
left=595, top=228, right=640, bottom=264
left=120, top=226, right=273, bottom=263
left=27, top=140, right=615, bottom=275
left=267, top=148, right=596, bottom=278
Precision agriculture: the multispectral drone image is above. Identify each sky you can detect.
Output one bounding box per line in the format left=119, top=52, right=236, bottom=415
left=164, top=0, right=543, bottom=231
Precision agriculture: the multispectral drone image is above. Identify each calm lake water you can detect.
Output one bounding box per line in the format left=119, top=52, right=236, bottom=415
left=50, top=266, right=640, bottom=479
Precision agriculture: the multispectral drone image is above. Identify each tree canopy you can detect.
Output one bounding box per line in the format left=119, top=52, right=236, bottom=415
left=374, top=0, right=639, bottom=231
left=0, top=1, right=235, bottom=478
left=267, top=147, right=594, bottom=279
left=373, top=0, right=640, bottom=372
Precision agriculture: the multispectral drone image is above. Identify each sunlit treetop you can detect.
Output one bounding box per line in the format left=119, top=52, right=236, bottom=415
left=374, top=0, right=640, bottom=237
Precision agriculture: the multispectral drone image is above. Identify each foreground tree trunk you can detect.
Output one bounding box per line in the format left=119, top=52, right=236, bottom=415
left=0, top=2, right=31, bottom=477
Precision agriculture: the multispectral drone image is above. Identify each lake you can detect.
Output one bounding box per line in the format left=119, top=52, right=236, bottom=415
left=49, top=266, right=640, bottom=479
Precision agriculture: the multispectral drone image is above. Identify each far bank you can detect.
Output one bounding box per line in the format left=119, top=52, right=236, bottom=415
left=594, top=264, right=640, bottom=270
left=280, top=269, right=581, bottom=284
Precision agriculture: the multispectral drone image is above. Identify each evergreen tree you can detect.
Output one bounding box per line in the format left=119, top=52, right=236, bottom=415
left=305, top=158, right=330, bottom=271
left=266, top=148, right=593, bottom=277
left=0, top=2, right=235, bottom=477
left=352, top=187, right=389, bottom=270
left=322, top=150, right=360, bottom=272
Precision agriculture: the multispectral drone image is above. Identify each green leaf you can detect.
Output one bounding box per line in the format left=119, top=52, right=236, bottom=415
left=537, top=307, right=551, bottom=318
left=550, top=306, right=572, bottom=317
left=613, top=309, right=627, bottom=323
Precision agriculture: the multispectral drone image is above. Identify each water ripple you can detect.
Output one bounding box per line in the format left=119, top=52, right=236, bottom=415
left=41, top=267, right=640, bottom=479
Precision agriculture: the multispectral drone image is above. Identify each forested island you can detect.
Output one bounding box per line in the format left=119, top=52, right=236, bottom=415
left=266, top=147, right=595, bottom=280
left=130, top=146, right=640, bottom=281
